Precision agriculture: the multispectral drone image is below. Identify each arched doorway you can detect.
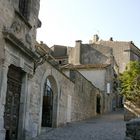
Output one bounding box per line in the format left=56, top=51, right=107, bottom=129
left=41, top=75, right=58, bottom=128
left=42, top=81, right=53, bottom=127
left=4, top=65, right=23, bottom=140
left=96, top=95, right=101, bottom=114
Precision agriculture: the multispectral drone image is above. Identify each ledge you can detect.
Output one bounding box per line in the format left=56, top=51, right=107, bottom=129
left=3, top=30, right=38, bottom=60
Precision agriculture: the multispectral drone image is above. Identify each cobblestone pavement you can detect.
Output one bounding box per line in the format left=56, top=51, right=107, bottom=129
left=33, top=109, right=126, bottom=140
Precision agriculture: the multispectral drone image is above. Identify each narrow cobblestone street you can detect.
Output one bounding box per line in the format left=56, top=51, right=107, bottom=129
left=33, top=109, right=126, bottom=140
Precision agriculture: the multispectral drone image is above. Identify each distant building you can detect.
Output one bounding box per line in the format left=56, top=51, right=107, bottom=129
left=62, top=64, right=118, bottom=113
left=51, top=39, right=119, bottom=112
left=91, top=35, right=140, bottom=73
left=51, top=35, right=140, bottom=112
left=51, top=45, right=69, bottom=65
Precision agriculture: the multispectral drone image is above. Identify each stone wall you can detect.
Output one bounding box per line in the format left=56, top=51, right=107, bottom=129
left=27, top=61, right=99, bottom=138
left=69, top=70, right=100, bottom=120
left=26, top=61, right=74, bottom=136
left=124, top=101, right=140, bottom=121
left=0, top=0, right=40, bottom=140
left=125, top=118, right=140, bottom=140
left=80, top=44, right=112, bottom=65
left=99, top=41, right=132, bottom=73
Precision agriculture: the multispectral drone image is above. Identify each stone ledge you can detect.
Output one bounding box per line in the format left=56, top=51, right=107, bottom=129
left=2, top=29, right=38, bottom=61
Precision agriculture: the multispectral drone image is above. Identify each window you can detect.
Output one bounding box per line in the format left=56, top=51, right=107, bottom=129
left=19, top=0, right=29, bottom=19
left=107, top=83, right=111, bottom=94
left=59, top=60, right=62, bottom=64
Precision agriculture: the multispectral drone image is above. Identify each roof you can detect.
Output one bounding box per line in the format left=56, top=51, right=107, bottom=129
left=35, top=42, right=52, bottom=56
left=61, top=64, right=110, bottom=70
left=51, top=45, right=68, bottom=57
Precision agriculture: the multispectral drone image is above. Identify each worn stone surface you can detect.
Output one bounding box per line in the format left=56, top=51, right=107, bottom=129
left=32, top=109, right=125, bottom=140
left=70, top=70, right=98, bottom=121
left=0, top=0, right=40, bottom=140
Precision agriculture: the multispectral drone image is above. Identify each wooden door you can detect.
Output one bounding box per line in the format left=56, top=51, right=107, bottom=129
left=4, top=65, right=22, bottom=140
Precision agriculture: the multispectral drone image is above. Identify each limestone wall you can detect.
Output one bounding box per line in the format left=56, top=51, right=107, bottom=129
left=0, top=1, right=40, bottom=140
left=27, top=61, right=99, bottom=138
left=26, top=61, right=73, bottom=135
left=69, top=70, right=99, bottom=121
left=80, top=44, right=111, bottom=65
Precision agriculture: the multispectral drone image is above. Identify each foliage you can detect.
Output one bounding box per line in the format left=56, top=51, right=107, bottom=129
left=119, top=61, right=140, bottom=103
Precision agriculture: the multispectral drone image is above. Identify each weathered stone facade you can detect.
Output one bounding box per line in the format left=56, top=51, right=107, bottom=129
left=0, top=2, right=101, bottom=139
left=68, top=40, right=113, bottom=65
left=69, top=70, right=99, bottom=119
left=24, top=59, right=99, bottom=139
left=0, top=0, right=40, bottom=139
left=97, top=39, right=140, bottom=73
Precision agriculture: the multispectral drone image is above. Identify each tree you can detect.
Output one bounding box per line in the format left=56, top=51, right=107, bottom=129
left=119, top=61, right=140, bottom=104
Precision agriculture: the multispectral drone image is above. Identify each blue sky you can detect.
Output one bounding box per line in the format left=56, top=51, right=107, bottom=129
left=37, top=0, right=140, bottom=47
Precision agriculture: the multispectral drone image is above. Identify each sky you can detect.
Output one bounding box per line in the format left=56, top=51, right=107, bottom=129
left=37, top=0, right=140, bottom=48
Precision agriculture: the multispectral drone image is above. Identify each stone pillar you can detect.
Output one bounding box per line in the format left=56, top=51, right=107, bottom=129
left=17, top=73, right=28, bottom=140
left=24, top=74, right=33, bottom=140
left=0, top=62, right=9, bottom=140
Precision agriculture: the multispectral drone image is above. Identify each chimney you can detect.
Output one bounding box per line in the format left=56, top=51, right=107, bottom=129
left=74, top=40, right=82, bottom=65
left=93, top=34, right=99, bottom=43
left=109, top=37, right=113, bottom=41
left=75, top=40, right=82, bottom=47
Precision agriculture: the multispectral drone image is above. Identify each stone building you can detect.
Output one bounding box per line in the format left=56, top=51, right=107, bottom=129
left=0, top=1, right=101, bottom=140
left=52, top=40, right=119, bottom=113
left=0, top=0, right=41, bottom=139
left=92, top=36, right=140, bottom=122
left=62, top=64, right=117, bottom=113
left=51, top=35, right=140, bottom=112
left=27, top=54, right=99, bottom=138
left=91, top=34, right=140, bottom=73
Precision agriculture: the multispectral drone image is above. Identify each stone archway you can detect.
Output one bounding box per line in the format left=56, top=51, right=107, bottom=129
left=41, top=75, right=58, bottom=128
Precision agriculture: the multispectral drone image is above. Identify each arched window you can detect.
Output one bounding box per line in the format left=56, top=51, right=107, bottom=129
left=19, top=0, right=29, bottom=19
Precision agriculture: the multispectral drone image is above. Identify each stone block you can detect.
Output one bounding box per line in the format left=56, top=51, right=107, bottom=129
left=126, top=118, right=140, bottom=140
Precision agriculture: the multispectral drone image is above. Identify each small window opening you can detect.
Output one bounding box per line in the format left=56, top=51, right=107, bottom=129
left=59, top=61, right=62, bottom=64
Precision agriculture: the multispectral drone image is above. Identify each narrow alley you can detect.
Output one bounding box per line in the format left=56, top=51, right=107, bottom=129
left=33, top=109, right=126, bottom=140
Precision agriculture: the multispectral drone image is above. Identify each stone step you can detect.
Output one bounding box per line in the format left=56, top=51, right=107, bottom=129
left=31, top=127, right=54, bottom=140
left=41, top=127, right=54, bottom=134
